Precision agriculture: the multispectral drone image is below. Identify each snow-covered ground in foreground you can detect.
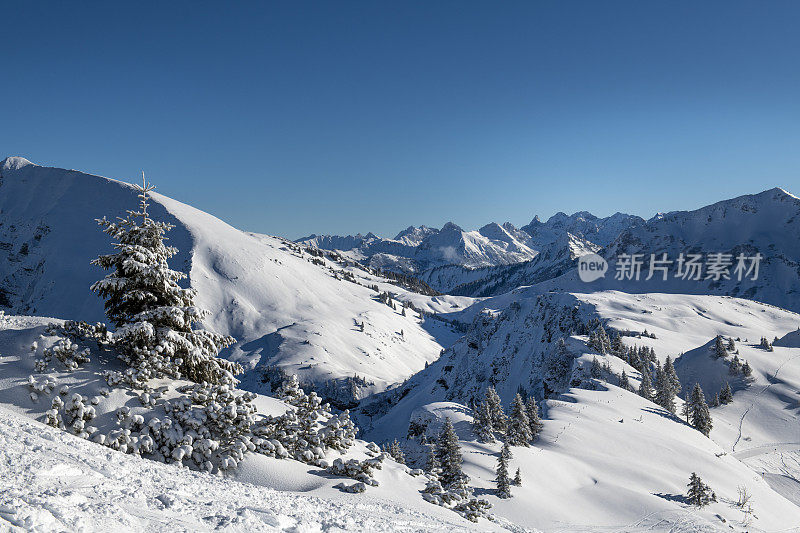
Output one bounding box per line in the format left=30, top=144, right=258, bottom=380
left=0, top=314, right=508, bottom=532
left=0, top=405, right=492, bottom=533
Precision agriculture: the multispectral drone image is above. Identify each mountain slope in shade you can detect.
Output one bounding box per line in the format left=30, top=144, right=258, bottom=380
left=0, top=157, right=465, bottom=402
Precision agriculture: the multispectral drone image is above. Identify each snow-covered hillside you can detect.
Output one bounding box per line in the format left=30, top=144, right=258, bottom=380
left=0, top=314, right=498, bottom=532
left=359, top=290, right=800, bottom=530
left=0, top=157, right=466, bottom=403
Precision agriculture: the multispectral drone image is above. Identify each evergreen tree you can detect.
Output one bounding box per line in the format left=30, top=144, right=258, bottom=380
left=689, top=383, right=713, bottom=436
left=726, top=337, right=736, bottom=352
left=525, top=396, right=544, bottom=440
left=495, top=440, right=512, bottom=498
left=720, top=382, right=733, bottom=404
left=588, top=325, right=611, bottom=354
left=507, top=393, right=532, bottom=446
left=388, top=438, right=406, bottom=464
left=435, top=418, right=466, bottom=490
left=426, top=444, right=439, bottom=473
left=484, top=386, right=507, bottom=432
left=610, top=330, right=623, bottom=356
left=710, top=392, right=720, bottom=407
left=91, top=176, right=240, bottom=385
left=742, top=360, right=753, bottom=377
left=590, top=356, right=602, bottom=378
left=655, top=356, right=680, bottom=414
left=760, top=337, right=774, bottom=351
left=472, top=398, right=495, bottom=443
left=664, top=356, right=681, bottom=397
left=545, top=338, right=573, bottom=389
left=686, top=473, right=716, bottom=507
left=619, top=369, right=630, bottom=391
left=638, top=365, right=653, bottom=401
left=729, top=355, right=742, bottom=375
left=513, top=467, right=522, bottom=486
left=714, top=335, right=728, bottom=358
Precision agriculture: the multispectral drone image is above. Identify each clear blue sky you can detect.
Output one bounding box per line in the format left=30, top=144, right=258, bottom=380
left=3, top=1, right=800, bottom=239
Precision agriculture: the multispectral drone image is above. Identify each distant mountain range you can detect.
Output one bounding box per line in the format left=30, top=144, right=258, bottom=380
left=297, top=211, right=647, bottom=291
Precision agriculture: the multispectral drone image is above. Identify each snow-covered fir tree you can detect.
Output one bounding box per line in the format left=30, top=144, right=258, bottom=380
left=638, top=365, right=653, bottom=401
left=655, top=356, right=680, bottom=413
left=727, top=337, right=736, bottom=352
left=512, top=467, right=522, bottom=486
left=588, top=325, right=611, bottom=355
left=714, top=335, right=728, bottom=358
left=742, top=360, right=753, bottom=377
left=590, top=356, right=602, bottom=378
left=710, top=392, right=720, bottom=407
left=495, top=440, right=512, bottom=498
left=435, top=418, right=466, bottom=490
left=720, top=381, right=733, bottom=404
left=619, top=369, right=630, bottom=390
left=484, top=386, right=507, bottom=433
left=91, top=177, right=240, bottom=385
left=472, top=398, right=495, bottom=443
left=386, top=438, right=405, bottom=464
left=689, top=383, right=713, bottom=436
left=687, top=473, right=716, bottom=507
left=506, top=393, right=532, bottom=446
left=729, top=354, right=742, bottom=375
left=524, top=396, right=543, bottom=440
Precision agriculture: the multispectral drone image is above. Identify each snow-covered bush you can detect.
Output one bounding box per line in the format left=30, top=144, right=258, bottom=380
left=63, top=393, right=96, bottom=437
left=327, top=455, right=384, bottom=487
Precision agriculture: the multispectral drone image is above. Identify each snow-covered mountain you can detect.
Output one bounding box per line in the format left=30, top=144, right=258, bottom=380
left=298, top=221, right=540, bottom=281
left=505, top=187, right=800, bottom=313
left=0, top=157, right=468, bottom=404
left=520, top=210, right=646, bottom=249
left=6, top=155, right=800, bottom=531
left=297, top=211, right=645, bottom=293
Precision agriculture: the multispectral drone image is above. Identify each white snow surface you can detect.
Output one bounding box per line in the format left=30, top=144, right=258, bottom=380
left=0, top=157, right=469, bottom=398
left=0, top=404, right=491, bottom=532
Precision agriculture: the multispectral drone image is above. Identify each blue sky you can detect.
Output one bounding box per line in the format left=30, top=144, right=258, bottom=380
left=2, top=1, right=800, bottom=239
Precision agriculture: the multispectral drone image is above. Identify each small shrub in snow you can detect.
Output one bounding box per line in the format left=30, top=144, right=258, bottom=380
left=382, top=438, right=406, bottom=464
left=334, top=481, right=367, bottom=493
left=327, top=456, right=384, bottom=487
left=63, top=393, right=96, bottom=437
left=759, top=336, right=774, bottom=352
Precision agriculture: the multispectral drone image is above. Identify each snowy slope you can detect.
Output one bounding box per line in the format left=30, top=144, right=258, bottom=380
left=0, top=157, right=461, bottom=402
left=0, top=313, right=505, bottom=533
left=360, top=290, right=800, bottom=530
left=0, top=405, right=494, bottom=533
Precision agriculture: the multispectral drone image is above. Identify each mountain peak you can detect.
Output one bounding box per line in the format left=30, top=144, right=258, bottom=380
left=1, top=156, right=35, bottom=171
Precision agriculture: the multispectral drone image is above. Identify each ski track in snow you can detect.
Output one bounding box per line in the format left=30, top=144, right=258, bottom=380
left=732, top=352, right=800, bottom=453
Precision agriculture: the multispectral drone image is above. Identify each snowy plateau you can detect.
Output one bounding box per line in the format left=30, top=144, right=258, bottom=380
left=1, top=156, right=800, bottom=532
